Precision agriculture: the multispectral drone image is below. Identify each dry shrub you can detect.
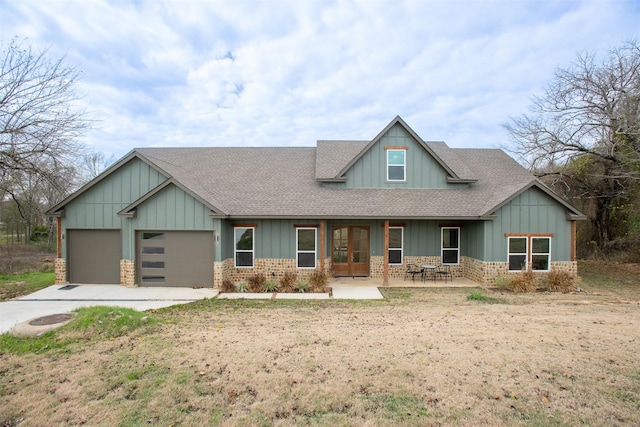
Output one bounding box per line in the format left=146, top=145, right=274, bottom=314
left=507, top=270, right=537, bottom=293
left=247, top=273, right=266, bottom=292
left=545, top=270, right=576, bottom=293
left=309, top=269, right=329, bottom=293
left=220, top=279, right=235, bottom=293
left=279, top=271, right=297, bottom=293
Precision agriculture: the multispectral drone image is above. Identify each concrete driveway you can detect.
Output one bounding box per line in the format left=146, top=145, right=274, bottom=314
left=0, top=284, right=218, bottom=334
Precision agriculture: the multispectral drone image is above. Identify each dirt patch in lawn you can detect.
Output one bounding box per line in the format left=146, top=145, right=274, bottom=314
left=2, top=287, right=639, bottom=426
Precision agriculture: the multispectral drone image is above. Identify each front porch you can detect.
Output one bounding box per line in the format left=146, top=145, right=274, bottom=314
left=328, top=276, right=480, bottom=288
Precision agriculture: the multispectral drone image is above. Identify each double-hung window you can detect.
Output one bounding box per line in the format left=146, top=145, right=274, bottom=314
left=296, top=228, right=317, bottom=269
left=387, top=149, right=406, bottom=181
left=508, top=237, right=527, bottom=271
left=531, top=237, right=551, bottom=271
left=388, top=227, right=403, bottom=265
left=508, top=235, right=552, bottom=272
left=441, top=227, right=460, bottom=264
left=234, top=227, right=254, bottom=268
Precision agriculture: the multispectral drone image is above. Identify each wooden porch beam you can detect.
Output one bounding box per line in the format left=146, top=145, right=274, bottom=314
left=383, top=220, right=389, bottom=286
left=571, top=220, right=576, bottom=261
left=56, top=217, right=62, bottom=258
left=320, top=220, right=326, bottom=270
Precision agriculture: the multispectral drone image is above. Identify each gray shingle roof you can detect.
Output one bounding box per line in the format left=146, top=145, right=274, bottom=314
left=133, top=143, right=561, bottom=219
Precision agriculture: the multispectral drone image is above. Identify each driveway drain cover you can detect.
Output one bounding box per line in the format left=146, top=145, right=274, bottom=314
left=29, top=313, right=73, bottom=326
left=59, top=285, right=78, bottom=290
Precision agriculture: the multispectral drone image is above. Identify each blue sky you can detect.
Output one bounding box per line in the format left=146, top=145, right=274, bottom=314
left=1, top=0, right=639, bottom=160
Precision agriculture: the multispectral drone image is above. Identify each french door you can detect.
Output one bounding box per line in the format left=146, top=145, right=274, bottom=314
left=331, top=226, right=370, bottom=277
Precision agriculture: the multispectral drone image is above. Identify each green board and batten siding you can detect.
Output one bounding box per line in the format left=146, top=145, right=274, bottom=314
left=483, top=187, right=573, bottom=262
left=342, top=123, right=451, bottom=189
left=62, top=158, right=168, bottom=258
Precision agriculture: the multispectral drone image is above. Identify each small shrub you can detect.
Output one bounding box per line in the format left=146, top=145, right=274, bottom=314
left=296, top=280, right=310, bottom=293
left=235, top=280, right=248, bottom=293
left=545, top=270, right=576, bottom=293
left=279, top=271, right=297, bottom=293
left=263, top=280, right=279, bottom=292
left=220, top=279, right=235, bottom=293
left=493, top=276, right=511, bottom=290
left=309, top=269, right=329, bottom=293
left=508, top=270, right=537, bottom=293
left=247, top=273, right=266, bottom=292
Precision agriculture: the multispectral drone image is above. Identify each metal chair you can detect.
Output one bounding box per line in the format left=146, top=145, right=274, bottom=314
left=435, top=264, right=453, bottom=283
left=404, top=263, right=424, bottom=282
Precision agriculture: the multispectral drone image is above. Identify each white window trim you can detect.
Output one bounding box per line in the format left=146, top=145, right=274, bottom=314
left=234, top=227, right=255, bottom=268
left=507, top=236, right=552, bottom=272
left=296, top=227, right=317, bottom=269
left=508, top=236, right=529, bottom=272
left=388, top=226, right=404, bottom=265
left=531, top=237, right=552, bottom=272
left=387, top=149, right=406, bottom=182
left=441, top=227, right=460, bottom=265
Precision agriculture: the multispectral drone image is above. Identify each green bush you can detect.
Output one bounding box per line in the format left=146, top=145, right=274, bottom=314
left=263, top=280, right=279, bottom=292
left=235, top=280, right=248, bottom=293
left=296, top=280, right=310, bottom=293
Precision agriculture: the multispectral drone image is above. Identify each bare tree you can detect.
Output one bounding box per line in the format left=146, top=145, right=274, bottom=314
left=504, top=40, right=640, bottom=251
left=1, top=38, right=89, bottom=199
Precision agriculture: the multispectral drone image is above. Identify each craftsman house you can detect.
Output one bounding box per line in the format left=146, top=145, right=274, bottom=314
left=48, top=116, right=585, bottom=288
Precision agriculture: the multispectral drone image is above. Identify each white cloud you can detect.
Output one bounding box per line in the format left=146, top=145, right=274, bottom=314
left=1, top=0, right=638, bottom=160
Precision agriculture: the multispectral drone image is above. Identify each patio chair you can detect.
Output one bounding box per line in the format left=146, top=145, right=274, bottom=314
left=404, top=263, right=424, bottom=282
left=435, top=264, right=453, bottom=283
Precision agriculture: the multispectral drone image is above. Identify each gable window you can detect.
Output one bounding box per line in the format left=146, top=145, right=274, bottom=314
left=296, top=228, right=317, bottom=268
left=441, top=227, right=460, bottom=264
left=507, top=235, right=552, bottom=272
left=387, top=149, right=406, bottom=181
left=388, top=227, right=403, bottom=265
left=234, top=227, right=254, bottom=268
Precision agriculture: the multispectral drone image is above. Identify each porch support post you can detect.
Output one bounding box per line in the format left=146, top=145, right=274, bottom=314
left=56, top=217, right=62, bottom=258
left=319, top=220, right=326, bottom=270
left=570, top=220, right=576, bottom=261
left=383, top=220, right=389, bottom=286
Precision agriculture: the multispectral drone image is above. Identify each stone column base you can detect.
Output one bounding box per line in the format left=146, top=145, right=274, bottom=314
left=54, top=258, right=67, bottom=284
left=120, top=259, right=136, bottom=287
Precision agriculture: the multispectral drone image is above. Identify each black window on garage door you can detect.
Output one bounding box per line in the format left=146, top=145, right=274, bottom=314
left=137, top=231, right=214, bottom=287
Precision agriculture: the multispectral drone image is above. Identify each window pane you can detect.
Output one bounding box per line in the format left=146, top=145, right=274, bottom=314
left=389, top=249, right=402, bottom=264
left=509, top=254, right=526, bottom=271
left=298, top=229, right=315, bottom=251
left=141, top=247, right=164, bottom=254
left=442, top=249, right=458, bottom=264
left=142, top=276, right=164, bottom=283
left=388, top=165, right=405, bottom=180
left=509, top=238, right=527, bottom=253
left=532, top=255, right=549, bottom=271
left=298, top=253, right=315, bottom=268
left=389, top=228, right=402, bottom=249
left=532, top=238, right=550, bottom=253
left=142, top=232, right=164, bottom=240
left=236, top=251, right=253, bottom=267
left=388, top=150, right=405, bottom=165
left=141, top=261, right=164, bottom=268
left=443, top=228, right=459, bottom=249
left=235, top=228, right=253, bottom=250
left=333, top=251, right=347, bottom=263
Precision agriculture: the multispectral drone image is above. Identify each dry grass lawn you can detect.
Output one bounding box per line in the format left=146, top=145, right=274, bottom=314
left=1, top=262, right=639, bottom=426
